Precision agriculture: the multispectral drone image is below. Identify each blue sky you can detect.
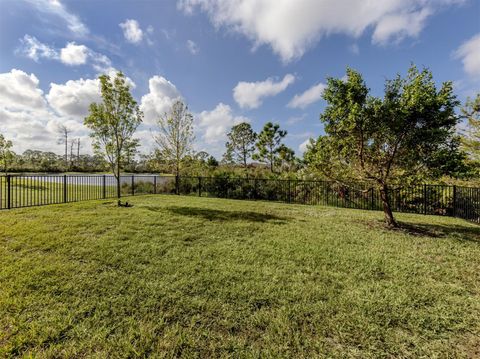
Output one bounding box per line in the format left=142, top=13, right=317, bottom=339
left=0, top=0, right=479, bottom=158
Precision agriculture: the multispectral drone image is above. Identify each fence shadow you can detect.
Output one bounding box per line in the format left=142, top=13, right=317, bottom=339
left=163, top=206, right=289, bottom=224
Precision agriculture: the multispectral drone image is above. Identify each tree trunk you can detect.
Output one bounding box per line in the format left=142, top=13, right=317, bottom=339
left=379, top=183, right=398, bottom=228
left=116, top=158, right=121, bottom=199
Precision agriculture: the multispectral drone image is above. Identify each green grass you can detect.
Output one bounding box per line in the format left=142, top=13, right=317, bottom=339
left=1, top=196, right=479, bottom=358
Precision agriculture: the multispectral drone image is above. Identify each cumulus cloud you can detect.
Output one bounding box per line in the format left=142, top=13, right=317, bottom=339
left=179, top=0, right=464, bottom=62
left=140, top=76, right=182, bottom=124
left=47, top=78, right=102, bottom=118
left=186, top=39, right=199, bottom=54
left=454, top=33, right=480, bottom=79
left=0, top=69, right=47, bottom=110
left=0, top=69, right=85, bottom=153
left=119, top=19, right=144, bottom=43
left=233, top=74, right=295, bottom=109
left=60, top=42, right=89, bottom=65
left=196, top=102, right=249, bottom=144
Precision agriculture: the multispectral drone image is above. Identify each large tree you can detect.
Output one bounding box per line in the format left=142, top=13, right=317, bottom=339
left=84, top=72, right=143, bottom=199
left=0, top=134, right=14, bottom=175
left=277, top=144, right=296, bottom=172
left=460, top=94, right=480, bottom=174
left=253, top=122, right=287, bottom=173
left=154, top=100, right=195, bottom=176
left=224, top=122, right=257, bottom=169
left=304, top=65, right=461, bottom=227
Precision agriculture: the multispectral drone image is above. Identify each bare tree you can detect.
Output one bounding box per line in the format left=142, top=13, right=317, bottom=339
left=57, top=125, right=71, bottom=169
left=154, top=100, right=195, bottom=176
left=76, top=138, right=81, bottom=165
left=70, top=139, right=76, bottom=169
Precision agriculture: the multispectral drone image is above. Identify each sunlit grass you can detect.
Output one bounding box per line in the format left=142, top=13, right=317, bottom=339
left=1, top=195, right=479, bottom=357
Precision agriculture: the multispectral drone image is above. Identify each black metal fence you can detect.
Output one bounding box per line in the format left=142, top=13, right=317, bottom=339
left=1, top=175, right=479, bottom=224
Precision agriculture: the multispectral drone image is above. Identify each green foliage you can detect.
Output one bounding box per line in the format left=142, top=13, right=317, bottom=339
left=277, top=144, right=296, bottom=172
left=1, top=196, right=479, bottom=357
left=253, top=122, right=288, bottom=173
left=84, top=72, right=142, bottom=198
left=154, top=100, right=195, bottom=176
left=304, top=65, right=462, bottom=226
left=224, top=122, right=257, bottom=168
left=461, top=94, right=480, bottom=175
left=206, top=155, right=219, bottom=167
left=0, top=134, right=13, bottom=174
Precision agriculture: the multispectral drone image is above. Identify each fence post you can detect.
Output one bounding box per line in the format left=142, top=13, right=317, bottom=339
left=423, top=184, right=427, bottom=215
left=63, top=175, right=67, bottom=203
left=153, top=176, right=157, bottom=194
left=6, top=175, right=11, bottom=209
left=131, top=175, right=135, bottom=196
left=102, top=175, right=106, bottom=199
left=452, top=185, right=457, bottom=217
left=198, top=177, right=202, bottom=197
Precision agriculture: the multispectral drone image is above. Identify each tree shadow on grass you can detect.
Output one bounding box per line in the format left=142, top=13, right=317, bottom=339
left=161, top=206, right=289, bottom=224
left=396, top=221, right=480, bottom=243
left=363, top=219, right=480, bottom=243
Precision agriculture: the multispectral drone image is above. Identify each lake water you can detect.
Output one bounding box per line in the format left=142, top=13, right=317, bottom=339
left=8, top=174, right=173, bottom=186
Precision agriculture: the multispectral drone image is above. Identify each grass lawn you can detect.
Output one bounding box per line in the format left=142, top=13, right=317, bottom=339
left=1, top=195, right=479, bottom=357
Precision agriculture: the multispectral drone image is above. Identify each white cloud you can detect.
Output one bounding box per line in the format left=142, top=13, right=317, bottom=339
left=25, top=0, right=89, bottom=37
left=140, top=76, right=182, bottom=125
left=233, top=74, right=295, bottom=109
left=47, top=78, right=101, bottom=118
left=0, top=68, right=143, bottom=155
left=288, top=82, right=326, bottom=109
left=17, top=35, right=58, bottom=62
left=299, top=138, right=312, bottom=154
left=196, top=103, right=249, bottom=144
left=0, top=69, right=47, bottom=110
left=372, top=7, right=431, bottom=45
left=17, top=35, right=113, bottom=72
left=348, top=43, right=359, bottom=55
left=119, top=19, right=144, bottom=44
left=0, top=69, right=92, bottom=154
left=186, top=39, right=199, bottom=54
left=179, top=0, right=464, bottom=62
left=454, top=33, right=480, bottom=79
left=60, top=42, right=89, bottom=65
left=286, top=114, right=307, bottom=125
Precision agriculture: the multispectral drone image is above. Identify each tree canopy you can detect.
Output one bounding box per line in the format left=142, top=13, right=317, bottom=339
left=0, top=134, right=14, bottom=175
left=461, top=94, right=480, bottom=175
left=224, top=122, right=257, bottom=168
left=253, top=122, right=288, bottom=173
left=304, top=65, right=462, bottom=227
left=84, top=71, right=143, bottom=199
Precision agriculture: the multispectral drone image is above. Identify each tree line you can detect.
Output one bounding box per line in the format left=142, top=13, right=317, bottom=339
left=1, top=66, right=479, bottom=225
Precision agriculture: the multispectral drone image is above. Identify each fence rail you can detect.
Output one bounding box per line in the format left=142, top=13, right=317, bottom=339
left=1, top=175, right=479, bottom=224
